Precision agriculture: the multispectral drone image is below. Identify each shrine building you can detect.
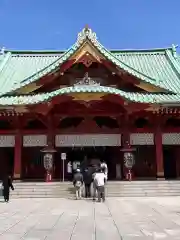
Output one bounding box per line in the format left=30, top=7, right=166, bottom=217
left=0, top=26, right=180, bottom=181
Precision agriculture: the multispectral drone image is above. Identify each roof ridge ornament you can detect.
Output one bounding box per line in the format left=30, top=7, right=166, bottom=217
left=77, top=26, right=97, bottom=44
left=0, top=47, right=5, bottom=55
left=172, top=44, right=178, bottom=58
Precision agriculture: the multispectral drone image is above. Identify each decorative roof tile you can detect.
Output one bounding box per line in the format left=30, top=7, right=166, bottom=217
left=113, top=50, right=180, bottom=92
left=0, top=53, right=61, bottom=95
left=0, top=86, right=179, bottom=106
left=0, top=27, right=180, bottom=96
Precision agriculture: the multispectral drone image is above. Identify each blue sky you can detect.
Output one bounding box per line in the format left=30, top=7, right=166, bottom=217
left=0, top=0, right=179, bottom=51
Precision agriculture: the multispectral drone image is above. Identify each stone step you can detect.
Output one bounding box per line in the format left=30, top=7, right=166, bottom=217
left=10, top=193, right=72, bottom=197
left=107, top=185, right=180, bottom=188
left=12, top=182, right=180, bottom=185
left=12, top=182, right=180, bottom=187
left=7, top=181, right=180, bottom=198
left=13, top=183, right=180, bottom=186
left=107, top=194, right=180, bottom=197
left=11, top=192, right=180, bottom=195
left=10, top=193, right=180, bottom=198
left=13, top=188, right=180, bottom=191
left=13, top=185, right=180, bottom=189
left=10, top=188, right=180, bottom=192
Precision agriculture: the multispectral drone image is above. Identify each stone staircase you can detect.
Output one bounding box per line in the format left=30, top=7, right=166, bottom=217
left=106, top=181, right=180, bottom=197
left=10, top=182, right=73, bottom=199
left=7, top=180, right=180, bottom=198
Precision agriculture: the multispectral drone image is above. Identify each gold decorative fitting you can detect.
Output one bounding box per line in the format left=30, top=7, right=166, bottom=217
left=81, top=57, right=93, bottom=67
left=84, top=102, right=91, bottom=108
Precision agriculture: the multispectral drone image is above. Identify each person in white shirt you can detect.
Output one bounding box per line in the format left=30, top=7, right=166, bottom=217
left=92, top=167, right=98, bottom=201
left=100, top=160, right=108, bottom=181
left=67, top=161, right=72, bottom=180
left=93, top=168, right=106, bottom=202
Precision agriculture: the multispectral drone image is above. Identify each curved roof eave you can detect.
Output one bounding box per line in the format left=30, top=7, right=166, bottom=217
left=2, top=27, right=173, bottom=96
left=0, top=85, right=179, bottom=106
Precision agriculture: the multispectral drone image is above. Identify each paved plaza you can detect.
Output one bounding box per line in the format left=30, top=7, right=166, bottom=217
left=0, top=197, right=180, bottom=239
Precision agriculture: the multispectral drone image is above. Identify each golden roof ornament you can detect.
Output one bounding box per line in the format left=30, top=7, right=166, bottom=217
left=84, top=24, right=89, bottom=31
left=77, top=25, right=97, bottom=43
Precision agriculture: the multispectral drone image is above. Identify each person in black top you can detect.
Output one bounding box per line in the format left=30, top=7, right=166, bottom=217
left=83, top=168, right=92, bottom=198
left=2, top=175, right=14, bottom=202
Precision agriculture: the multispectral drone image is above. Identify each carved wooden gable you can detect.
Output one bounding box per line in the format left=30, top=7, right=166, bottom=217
left=73, top=72, right=101, bottom=86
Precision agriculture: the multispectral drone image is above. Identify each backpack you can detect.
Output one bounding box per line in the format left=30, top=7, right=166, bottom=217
left=75, top=181, right=81, bottom=188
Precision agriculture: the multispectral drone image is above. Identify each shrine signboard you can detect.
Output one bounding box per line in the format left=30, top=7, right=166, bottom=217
left=61, top=153, right=66, bottom=160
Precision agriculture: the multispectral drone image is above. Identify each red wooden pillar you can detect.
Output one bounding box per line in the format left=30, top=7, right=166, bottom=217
left=154, top=125, right=164, bottom=179
left=121, top=114, right=130, bottom=147
left=13, top=133, right=22, bottom=180
left=47, top=126, right=54, bottom=148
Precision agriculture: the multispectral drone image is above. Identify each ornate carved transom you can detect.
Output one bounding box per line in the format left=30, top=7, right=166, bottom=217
left=74, top=72, right=100, bottom=86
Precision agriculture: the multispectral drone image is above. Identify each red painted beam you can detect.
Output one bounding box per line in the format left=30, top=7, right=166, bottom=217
left=130, top=128, right=154, bottom=133
left=59, top=59, right=76, bottom=73
left=21, top=130, right=48, bottom=134
left=53, top=112, right=124, bottom=117
left=0, top=130, right=17, bottom=134
left=38, top=73, right=57, bottom=85
left=123, top=73, right=140, bottom=85
left=29, top=59, right=76, bottom=87
left=51, top=95, right=73, bottom=105
left=102, top=94, right=125, bottom=106
left=127, top=103, right=150, bottom=112
left=30, top=103, right=50, bottom=115
left=0, top=126, right=180, bottom=135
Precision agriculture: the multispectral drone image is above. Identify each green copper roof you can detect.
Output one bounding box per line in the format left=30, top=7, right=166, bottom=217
left=0, top=86, right=180, bottom=106
left=0, top=53, right=62, bottom=96
left=0, top=27, right=180, bottom=96
left=114, top=49, right=180, bottom=92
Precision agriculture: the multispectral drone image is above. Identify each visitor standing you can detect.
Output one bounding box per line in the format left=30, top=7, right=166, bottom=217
left=67, top=161, right=72, bottom=181
left=100, top=160, right=108, bottom=181
left=83, top=168, right=92, bottom=198
left=2, top=175, right=14, bottom=202
left=93, top=168, right=106, bottom=202
left=92, top=167, right=98, bottom=201
left=73, top=169, right=83, bottom=200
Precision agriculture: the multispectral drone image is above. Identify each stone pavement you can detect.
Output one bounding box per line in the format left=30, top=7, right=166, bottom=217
left=0, top=197, right=180, bottom=239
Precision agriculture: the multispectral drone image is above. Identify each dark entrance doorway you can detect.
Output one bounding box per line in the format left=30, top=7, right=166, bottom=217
left=163, top=146, right=177, bottom=179
left=133, top=146, right=156, bottom=179
left=0, top=148, right=14, bottom=179
left=54, top=147, right=122, bottom=181
left=22, top=147, right=45, bottom=180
